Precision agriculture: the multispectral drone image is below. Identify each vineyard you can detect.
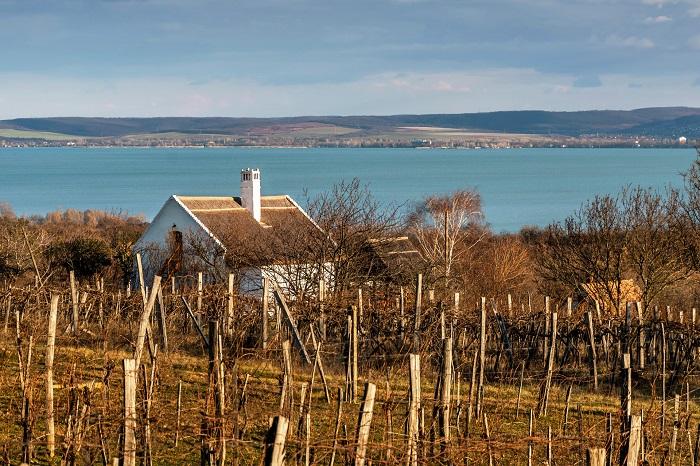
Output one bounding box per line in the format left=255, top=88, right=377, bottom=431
left=2, top=269, right=700, bottom=466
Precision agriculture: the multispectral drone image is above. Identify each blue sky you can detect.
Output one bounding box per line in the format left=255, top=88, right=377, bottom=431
left=2, top=0, right=700, bottom=118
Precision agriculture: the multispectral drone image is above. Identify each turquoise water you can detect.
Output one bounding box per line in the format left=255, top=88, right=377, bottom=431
left=0, top=147, right=696, bottom=232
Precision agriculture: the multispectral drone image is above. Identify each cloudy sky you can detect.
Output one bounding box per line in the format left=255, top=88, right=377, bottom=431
left=2, top=0, right=700, bottom=118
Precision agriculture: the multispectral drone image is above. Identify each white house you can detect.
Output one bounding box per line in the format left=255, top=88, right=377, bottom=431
left=135, top=168, right=330, bottom=295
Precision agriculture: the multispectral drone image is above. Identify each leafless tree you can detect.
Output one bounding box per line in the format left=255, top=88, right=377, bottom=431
left=536, top=193, right=628, bottom=312
left=408, top=189, right=485, bottom=282
left=623, top=186, right=690, bottom=308
left=538, top=186, right=691, bottom=312
left=305, top=178, right=403, bottom=301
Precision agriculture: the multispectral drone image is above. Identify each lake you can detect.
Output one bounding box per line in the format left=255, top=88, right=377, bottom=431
left=0, top=146, right=696, bottom=232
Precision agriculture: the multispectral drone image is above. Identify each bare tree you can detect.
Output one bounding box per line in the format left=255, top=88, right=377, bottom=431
left=538, top=186, right=691, bottom=312
left=408, top=189, right=485, bottom=281
left=623, top=186, right=690, bottom=308
left=537, top=194, right=628, bottom=312
left=305, top=178, right=403, bottom=301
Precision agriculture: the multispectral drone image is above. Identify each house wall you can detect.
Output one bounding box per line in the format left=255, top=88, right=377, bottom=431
left=134, top=196, right=212, bottom=279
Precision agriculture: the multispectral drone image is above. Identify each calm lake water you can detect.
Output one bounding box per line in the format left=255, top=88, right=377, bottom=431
left=0, top=147, right=697, bottom=232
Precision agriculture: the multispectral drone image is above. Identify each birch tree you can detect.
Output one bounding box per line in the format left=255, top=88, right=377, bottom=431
left=409, top=189, right=485, bottom=279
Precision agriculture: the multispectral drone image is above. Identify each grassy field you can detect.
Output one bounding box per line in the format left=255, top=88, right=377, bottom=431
left=0, top=129, right=82, bottom=141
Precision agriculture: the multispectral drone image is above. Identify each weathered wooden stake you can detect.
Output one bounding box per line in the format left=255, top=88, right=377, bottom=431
left=262, top=277, right=269, bottom=350
left=407, top=353, right=421, bottom=466
left=123, top=359, right=138, bottom=466
left=354, top=382, right=377, bottom=466
left=476, top=300, right=486, bottom=418
left=46, top=294, right=58, bottom=458
left=586, top=448, right=606, bottom=466
left=264, top=416, right=289, bottom=466
left=329, top=388, right=343, bottom=466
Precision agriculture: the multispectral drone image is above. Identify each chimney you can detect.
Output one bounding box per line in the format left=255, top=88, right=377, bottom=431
left=240, top=168, right=261, bottom=221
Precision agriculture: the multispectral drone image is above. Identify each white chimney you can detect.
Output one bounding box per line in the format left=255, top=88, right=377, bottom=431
left=240, top=168, right=261, bottom=221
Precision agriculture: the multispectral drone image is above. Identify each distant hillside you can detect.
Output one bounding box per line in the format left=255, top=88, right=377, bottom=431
left=2, top=107, right=700, bottom=139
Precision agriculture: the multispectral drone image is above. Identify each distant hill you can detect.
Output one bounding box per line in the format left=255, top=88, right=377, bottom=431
left=2, top=107, right=700, bottom=139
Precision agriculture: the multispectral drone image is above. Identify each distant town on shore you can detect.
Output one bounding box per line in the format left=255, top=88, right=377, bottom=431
left=1, top=107, right=699, bottom=149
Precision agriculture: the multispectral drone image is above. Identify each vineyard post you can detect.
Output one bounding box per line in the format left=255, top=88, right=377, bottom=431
left=439, top=338, right=453, bottom=453
left=586, top=448, right=606, bottom=466
left=636, top=302, right=645, bottom=370
left=227, top=273, right=235, bottom=338
left=123, top=358, right=138, bottom=466
left=46, top=294, right=59, bottom=458
left=329, top=388, right=343, bottom=466
left=355, top=382, right=377, bottom=466
left=538, top=311, right=557, bottom=417
left=70, top=270, right=79, bottom=334
left=318, top=278, right=325, bottom=341
left=399, top=286, right=405, bottom=343
left=134, top=276, right=162, bottom=370
left=262, top=277, right=269, bottom=350
left=264, top=416, right=289, bottom=466
left=585, top=311, right=598, bottom=391
left=407, top=353, right=420, bottom=466
left=413, top=274, right=422, bottom=353
left=352, top=304, right=358, bottom=403
left=197, top=272, right=203, bottom=326
left=157, top=287, right=168, bottom=352
left=476, top=298, right=486, bottom=418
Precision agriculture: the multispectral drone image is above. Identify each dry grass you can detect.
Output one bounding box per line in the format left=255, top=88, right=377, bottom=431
left=0, top=288, right=697, bottom=465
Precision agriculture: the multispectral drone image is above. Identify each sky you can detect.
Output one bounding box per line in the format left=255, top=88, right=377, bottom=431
left=2, top=0, right=700, bottom=119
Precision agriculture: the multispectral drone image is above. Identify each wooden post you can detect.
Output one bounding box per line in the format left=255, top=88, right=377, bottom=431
left=413, top=274, right=422, bottom=353
left=439, top=338, right=453, bottom=443
left=407, top=354, right=420, bottom=466
left=273, top=286, right=311, bottom=364
left=585, top=311, right=598, bottom=391
left=262, top=277, right=269, bottom=350
left=264, top=416, right=289, bottom=466
left=46, top=294, right=59, bottom=458
left=476, top=300, right=486, bottom=418
left=309, top=325, right=331, bottom=403
left=586, top=448, right=606, bottom=466
left=70, top=270, right=79, bottom=334
left=538, top=312, right=557, bottom=417
left=134, top=276, right=162, bottom=369
left=227, top=273, right=235, bottom=338
left=352, top=304, right=359, bottom=403
left=627, top=415, right=641, bottom=466
left=123, top=359, right=138, bottom=466
left=157, top=287, right=168, bottom=353
left=399, top=287, right=405, bottom=343
left=355, top=382, right=377, bottom=466
left=329, top=388, right=343, bottom=466
left=318, top=278, right=326, bottom=341
left=528, top=409, right=534, bottom=466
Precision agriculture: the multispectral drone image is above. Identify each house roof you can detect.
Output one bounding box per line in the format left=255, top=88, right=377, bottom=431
left=364, top=236, right=423, bottom=282
left=580, top=278, right=642, bottom=314
left=175, top=194, right=326, bottom=266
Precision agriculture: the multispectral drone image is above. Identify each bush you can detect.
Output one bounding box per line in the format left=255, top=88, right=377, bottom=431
left=48, top=237, right=113, bottom=279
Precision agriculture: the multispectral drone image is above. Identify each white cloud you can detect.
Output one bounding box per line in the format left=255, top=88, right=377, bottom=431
left=642, top=0, right=672, bottom=6
left=606, top=35, right=655, bottom=48
left=3, top=68, right=700, bottom=119
left=642, top=15, right=672, bottom=23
